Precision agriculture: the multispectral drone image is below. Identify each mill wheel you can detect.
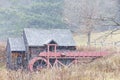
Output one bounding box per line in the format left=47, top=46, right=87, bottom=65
left=28, top=57, right=48, bottom=71
left=33, top=59, right=47, bottom=71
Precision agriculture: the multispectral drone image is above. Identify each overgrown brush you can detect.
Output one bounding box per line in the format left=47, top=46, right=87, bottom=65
left=0, top=53, right=119, bottom=80
left=0, top=42, right=119, bottom=80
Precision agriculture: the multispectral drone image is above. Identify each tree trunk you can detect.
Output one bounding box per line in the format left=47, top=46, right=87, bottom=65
left=87, top=32, right=91, bottom=46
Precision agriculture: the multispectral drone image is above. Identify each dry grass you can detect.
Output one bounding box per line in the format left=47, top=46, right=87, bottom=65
left=0, top=31, right=119, bottom=80
left=0, top=53, right=120, bottom=80
left=0, top=42, right=6, bottom=67
left=73, top=30, right=120, bottom=47
left=0, top=41, right=119, bottom=80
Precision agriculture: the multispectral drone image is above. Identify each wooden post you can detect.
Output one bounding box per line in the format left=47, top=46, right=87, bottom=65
left=55, top=44, right=57, bottom=53
left=9, top=51, right=12, bottom=69
left=47, top=44, right=49, bottom=53
left=75, top=58, right=77, bottom=64
left=26, top=45, right=30, bottom=70
left=47, top=44, right=50, bottom=68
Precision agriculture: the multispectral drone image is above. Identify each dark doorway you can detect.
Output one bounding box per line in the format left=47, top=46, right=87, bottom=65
left=49, top=45, right=55, bottom=52
left=46, top=40, right=57, bottom=52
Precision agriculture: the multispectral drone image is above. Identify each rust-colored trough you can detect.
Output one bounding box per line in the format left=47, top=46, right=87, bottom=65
left=28, top=51, right=109, bottom=71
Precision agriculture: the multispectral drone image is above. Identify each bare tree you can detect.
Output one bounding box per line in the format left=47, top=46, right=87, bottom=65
left=63, top=0, right=119, bottom=46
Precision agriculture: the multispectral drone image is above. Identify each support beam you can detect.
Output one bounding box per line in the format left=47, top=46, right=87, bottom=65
left=47, top=45, right=50, bottom=68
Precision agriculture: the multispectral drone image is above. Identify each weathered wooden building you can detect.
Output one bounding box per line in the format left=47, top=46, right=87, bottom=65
left=6, top=37, right=26, bottom=69
left=6, top=28, right=76, bottom=69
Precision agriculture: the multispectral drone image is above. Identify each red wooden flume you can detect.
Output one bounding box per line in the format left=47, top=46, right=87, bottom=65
left=28, top=44, right=109, bottom=71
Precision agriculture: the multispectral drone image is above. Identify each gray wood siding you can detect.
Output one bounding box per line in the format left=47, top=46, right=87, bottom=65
left=29, top=46, right=45, bottom=59
left=6, top=39, right=12, bottom=69
left=23, top=31, right=29, bottom=64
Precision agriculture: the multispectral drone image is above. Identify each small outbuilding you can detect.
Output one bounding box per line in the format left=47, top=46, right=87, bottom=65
left=6, top=37, right=26, bottom=69
left=6, top=28, right=76, bottom=69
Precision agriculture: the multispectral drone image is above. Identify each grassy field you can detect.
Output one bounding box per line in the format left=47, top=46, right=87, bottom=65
left=73, top=30, right=120, bottom=47
left=0, top=53, right=120, bottom=80
left=0, top=30, right=119, bottom=80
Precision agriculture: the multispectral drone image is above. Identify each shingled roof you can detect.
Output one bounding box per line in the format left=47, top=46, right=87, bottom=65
left=24, top=28, right=76, bottom=46
left=8, top=37, right=26, bottom=51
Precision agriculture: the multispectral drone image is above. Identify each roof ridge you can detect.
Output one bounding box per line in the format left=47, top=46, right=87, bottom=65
left=24, top=28, right=76, bottom=46
left=24, top=28, right=70, bottom=30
